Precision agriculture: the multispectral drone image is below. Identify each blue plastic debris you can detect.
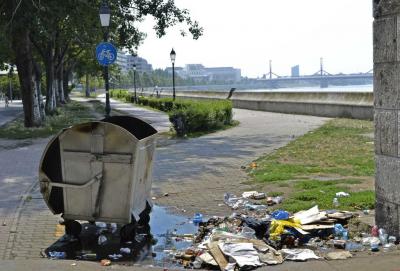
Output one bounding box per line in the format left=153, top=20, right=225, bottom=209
left=271, top=210, right=290, bottom=220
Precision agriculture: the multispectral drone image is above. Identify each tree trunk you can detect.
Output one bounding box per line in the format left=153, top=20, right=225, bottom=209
left=58, top=63, right=65, bottom=104
left=45, top=52, right=56, bottom=114
left=33, top=60, right=45, bottom=121
left=63, top=66, right=72, bottom=102
left=11, top=28, right=41, bottom=127
left=85, top=74, right=90, bottom=97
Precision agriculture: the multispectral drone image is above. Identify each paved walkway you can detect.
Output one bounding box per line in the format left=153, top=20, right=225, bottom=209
left=0, top=100, right=23, bottom=127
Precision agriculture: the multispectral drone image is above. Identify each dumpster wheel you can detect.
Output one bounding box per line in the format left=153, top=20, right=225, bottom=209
left=64, top=220, right=82, bottom=237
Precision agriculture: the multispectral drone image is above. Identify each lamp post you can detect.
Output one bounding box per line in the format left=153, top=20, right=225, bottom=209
left=8, top=65, right=13, bottom=103
left=133, top=63, right=137, bottom=103
left=99, top=1, right=111, bottom=117
left=170, top=48, right=176, bottom=101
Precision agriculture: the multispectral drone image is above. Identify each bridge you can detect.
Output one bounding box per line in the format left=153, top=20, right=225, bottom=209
left=260, top=58, right=373, bottom=88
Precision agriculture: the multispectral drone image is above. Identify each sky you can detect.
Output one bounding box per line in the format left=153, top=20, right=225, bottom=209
left=136, top=0, right=373, bottom=78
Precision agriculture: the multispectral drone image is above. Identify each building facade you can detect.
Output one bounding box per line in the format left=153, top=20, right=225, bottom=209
left=115, top=51, right=129, bottom=74
left=166, top=64, right=242, bottom=83
left=116, top=51, right=153, bottom=74
left=126, top=55, right=153, bottom=74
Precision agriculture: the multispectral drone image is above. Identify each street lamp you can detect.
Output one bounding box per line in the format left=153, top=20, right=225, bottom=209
left=133, top=63, right=137, bottom=103
left=170, top=48, right=176, bottom=101
left=99, top=0, right=111, bottom=117
left=8, top=65, right=13, bottom=103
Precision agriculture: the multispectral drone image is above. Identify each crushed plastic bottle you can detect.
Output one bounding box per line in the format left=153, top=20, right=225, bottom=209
left=48, top=251, right=67, bottom=259
left=333, top=223, right=349, bottom=240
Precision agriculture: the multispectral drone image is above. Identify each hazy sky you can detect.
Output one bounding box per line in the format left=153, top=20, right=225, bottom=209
left=136, top=0, right=373, bottom=78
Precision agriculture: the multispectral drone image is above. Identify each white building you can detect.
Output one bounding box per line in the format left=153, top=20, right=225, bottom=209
left=115, top=51, right=129, bottom=74
left=166, top=64, right=242, bottom=83
left=126, top=55, right=153, bottom=74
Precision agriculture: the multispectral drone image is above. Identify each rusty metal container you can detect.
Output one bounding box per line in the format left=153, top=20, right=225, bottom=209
left=39, top=116, right=157, bottom=224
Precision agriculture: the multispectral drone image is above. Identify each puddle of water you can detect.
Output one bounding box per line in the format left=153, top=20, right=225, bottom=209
left=45, top=205, right=198, bottom=268
left=148, top=206, right=198, bottom=267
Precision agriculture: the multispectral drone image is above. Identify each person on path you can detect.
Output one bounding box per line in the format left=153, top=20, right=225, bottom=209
left=4, top=96, right=9, bottom=108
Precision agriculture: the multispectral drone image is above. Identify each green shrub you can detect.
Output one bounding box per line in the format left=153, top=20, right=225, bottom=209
left=109, top=90, right=233, bottom=137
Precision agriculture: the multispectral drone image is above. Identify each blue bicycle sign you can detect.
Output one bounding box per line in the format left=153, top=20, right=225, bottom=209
left=96, top=42, right=117, bottom=66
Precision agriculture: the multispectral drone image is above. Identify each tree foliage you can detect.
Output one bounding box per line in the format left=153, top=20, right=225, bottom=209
left=0, top=0, right=202, bottom=126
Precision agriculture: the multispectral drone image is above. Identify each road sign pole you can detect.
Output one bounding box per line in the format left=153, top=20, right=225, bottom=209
left=105, top=65, right=110, bottom=117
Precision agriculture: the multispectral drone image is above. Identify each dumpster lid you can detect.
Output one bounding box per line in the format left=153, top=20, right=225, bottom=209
left=102, top=115, right=157, bottom=140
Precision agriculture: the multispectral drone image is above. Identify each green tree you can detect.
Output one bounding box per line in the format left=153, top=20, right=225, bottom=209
left=0, top=0, right=203, bottom=127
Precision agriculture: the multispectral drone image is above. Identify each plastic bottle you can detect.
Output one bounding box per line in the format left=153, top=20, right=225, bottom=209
left=193, top=213, right=203, bottom=224
left=48, top=251, right=67, bottom=259
left=379, top=228, right=388, bottom=245
left=332, top=198, right=340, bottom=208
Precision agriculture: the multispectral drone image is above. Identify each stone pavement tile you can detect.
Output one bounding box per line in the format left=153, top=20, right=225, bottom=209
left=5, top=190, right=59, bottom=260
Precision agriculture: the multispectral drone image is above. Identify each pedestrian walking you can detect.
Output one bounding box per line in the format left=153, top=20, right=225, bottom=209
left=5, top=96, right=9, bottom=108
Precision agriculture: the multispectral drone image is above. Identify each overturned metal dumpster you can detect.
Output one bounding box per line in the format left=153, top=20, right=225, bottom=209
left=39, top=116, right=157, bottom=235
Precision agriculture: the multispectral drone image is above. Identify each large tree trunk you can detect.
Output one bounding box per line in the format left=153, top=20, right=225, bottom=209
left=45, top=52, right=56, bottom=114
left=12, top=28, right=41, bottom=127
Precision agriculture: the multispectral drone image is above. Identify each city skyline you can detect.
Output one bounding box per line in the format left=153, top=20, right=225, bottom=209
left=136, top=0, right=373, bottom=78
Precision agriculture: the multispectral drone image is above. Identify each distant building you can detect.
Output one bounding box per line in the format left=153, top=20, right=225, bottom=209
left=206, top=67, right=241, bottom=82
left=166, top=67, right=185, bottom=77
left=166, top=64, right=241, bottom=83
left=116, top=51, right=129, bottom=74
left=183, top=64, right=208, bottom=81
left=127, top=55, right=153, bottom=74
left=291, top=65, right=300, bottom=77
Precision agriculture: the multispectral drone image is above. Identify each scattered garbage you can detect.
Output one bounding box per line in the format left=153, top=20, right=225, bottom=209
left=120, top=247, right=131, bottom=254
left=48, top=251, right=66, bottom=259
left=335, top=192, right=350, bottom=198
left=158, top=198, right=399, bottom=270
left=242, top=191, right=266, bottom=200
left=44, top=197, right=399, bottom=270
left=281, top=249, right=321, bottom=261
left=98, top=235, right=107, bottom=245
left=271, top=210, right=289, bottom=220
left=332, top=197, right=340, bottom=208
left=100, top=259, right=111, bottom=266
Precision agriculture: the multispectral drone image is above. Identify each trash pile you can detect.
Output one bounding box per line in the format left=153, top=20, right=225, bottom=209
left=168, top=192, right=399, bottom=270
